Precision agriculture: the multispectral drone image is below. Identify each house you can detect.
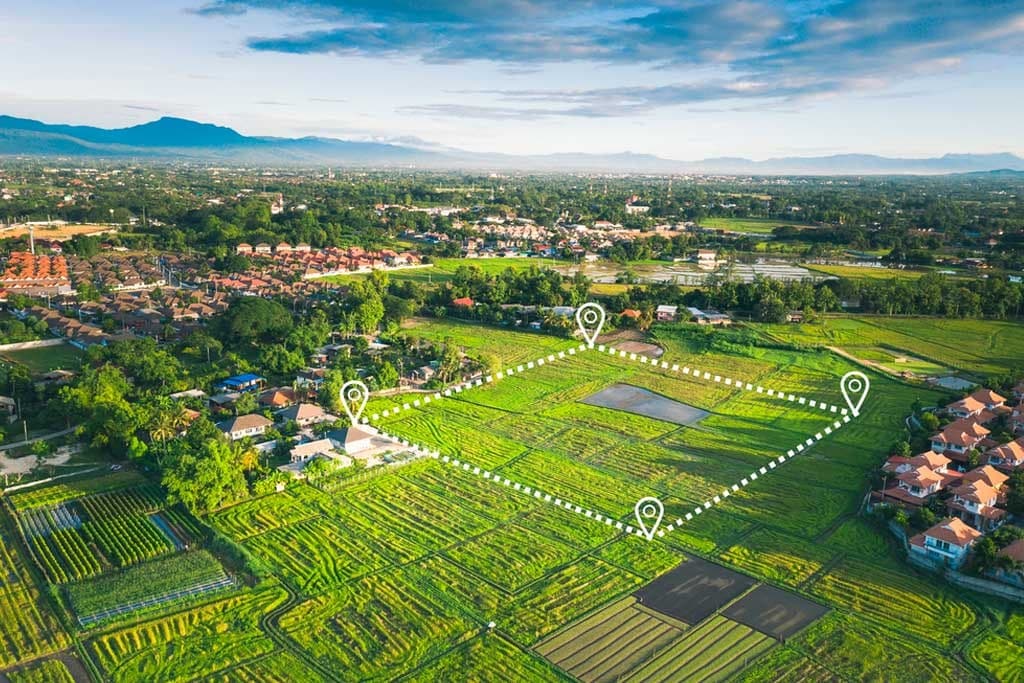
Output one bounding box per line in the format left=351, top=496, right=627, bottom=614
left=656, top=305, right=678, bottom=322
left=215, top=373, right=266, bottom=394
left=254, top=243, right=273, bottom=255
left=695, top=249, right=717, bottom=268
left=930, top=418, right=991, bottom=460
left=412, top=365, right=436, bottom=382
left=621, top=309, right=642, bottom=320
left=786, top=311, right=805, bottom=324
left=452, top=297, right=474, bottom=308
left=289, top=438, right=352, bottom=468
left=275, top=242, right=292, bottom=255
left=908, top=517, right=983, bottom=568
left=235, top=243, right=253, bottom=255
left=685, top=307, right=731, bottom=326
left=259, top=387, right=297, bottom=409
left=985, top=437, right=1024, bottom=470
left=0, top=396, right=16, bottom=423
left=947, top=389, right=1007, bottom=419
left=947, top=476, right=1006, bottom=531
left=873, top=451, right=955, bottom=508
left=327, top=424, right=382, bottom=456
left=276, top=403, right=331, bottom=427
left=217, top=413, right=272, bottom=441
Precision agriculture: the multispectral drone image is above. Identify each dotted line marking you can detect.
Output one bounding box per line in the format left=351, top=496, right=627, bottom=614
left=367, top=343, right=591, bottom=422
left=595, top=344, right=848, bottom=416
left=371, top=427, right=645, bottom=538
left=660, top=413, right=852, bottom=536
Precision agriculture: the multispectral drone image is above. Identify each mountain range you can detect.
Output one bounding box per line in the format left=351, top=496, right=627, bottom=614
left=2, top=114, right=1023, bottom=175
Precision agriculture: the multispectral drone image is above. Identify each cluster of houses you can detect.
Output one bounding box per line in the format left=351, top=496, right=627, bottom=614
left=14, top=288, right=235, bottom=347
left=0, top=252, right=72, bottom=297
left=232, top=243, right=421, bottom=279
left=183, top=372, right=400, bottom=478
left=870, top=386, right=1024, bottom=574
left=65, top=254, right=165, bottom=292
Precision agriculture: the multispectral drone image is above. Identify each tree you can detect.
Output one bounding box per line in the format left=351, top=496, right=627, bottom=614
left=919, top=411, right=940, bottom=433
left=234, top=392, right=258, bottom=416
left=60, top=365, right=146, bottom=458
left=320, top=369, right=345, bottom=414
left=216, top=298, right=293, bottom=346
left=162, top=422, right=249, bottom=514
left=374, top=361, right=399, bottom=389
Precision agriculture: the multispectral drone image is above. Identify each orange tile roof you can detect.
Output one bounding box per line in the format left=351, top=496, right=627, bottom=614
left=924, top=518, right=983, bottom=547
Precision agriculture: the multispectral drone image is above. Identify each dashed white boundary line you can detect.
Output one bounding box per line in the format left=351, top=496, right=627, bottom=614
left=367, top=343, right=591, bottom=422
left=371, top=427, right=648, bottom=538
left=365, top=340, right=858, bottom=541
left=593, top=344, right=848, bottom=416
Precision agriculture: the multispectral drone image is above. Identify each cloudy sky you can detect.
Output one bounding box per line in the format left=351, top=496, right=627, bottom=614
left=3, top=0, right=1024, bottom=158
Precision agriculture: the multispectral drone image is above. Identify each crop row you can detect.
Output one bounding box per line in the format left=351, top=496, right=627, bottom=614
left=83, top=515, right=173, bottom=568
left=0, top=581, right=69, bottom=668
left=49, top=528, right=102, bottom=581
left=79, top=485, right=164, bottom=520
left=446, top=523, right=580, bottom=592
left=29, top=536, right=70, bottom=584
left=8, top=472, right=145, bottom=511
left=626, top=616, right=772, bottom=683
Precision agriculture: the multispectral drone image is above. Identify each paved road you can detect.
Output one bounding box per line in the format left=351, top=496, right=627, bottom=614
left=0, top=426, right=77, bottom=453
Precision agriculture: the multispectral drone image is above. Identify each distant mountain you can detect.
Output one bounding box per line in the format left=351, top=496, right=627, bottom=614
left=2, top=114, right=1023, bottom=175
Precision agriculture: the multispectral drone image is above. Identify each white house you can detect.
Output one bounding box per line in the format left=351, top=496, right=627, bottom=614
left=217, top=413, right=272, bottom=441
left=656, top=305, right=678, bottom=322
left=276, top=403, right=333, bottom=427
left=327, top=425, right=381, bottom=457
left=909, top=517, right=983, bottom=568
left=289, top=438, right=352, bottom=468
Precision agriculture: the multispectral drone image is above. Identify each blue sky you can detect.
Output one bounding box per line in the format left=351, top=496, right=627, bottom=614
left=2, top=0, right=1024, bottom=158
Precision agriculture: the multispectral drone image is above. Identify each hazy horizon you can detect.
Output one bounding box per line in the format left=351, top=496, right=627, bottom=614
left=3, top=1, right=1024, bottom=159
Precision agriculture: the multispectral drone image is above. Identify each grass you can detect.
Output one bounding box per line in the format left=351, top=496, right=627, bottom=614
left=756, top=315, right=1024, bottom=377
left=1, top=343, right=84, bottom=374
left=698, top=216, right=818, bottom=234
left=406, top=634, right=566, bottom=682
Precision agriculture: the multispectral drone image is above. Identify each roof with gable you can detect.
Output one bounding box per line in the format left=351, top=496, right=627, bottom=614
left=923, top=518, right=983, bottom=547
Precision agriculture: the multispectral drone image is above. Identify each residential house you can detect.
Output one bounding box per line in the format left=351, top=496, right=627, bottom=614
left=621, top=309, right=642, bottom=320
left=873, top=451, right=954, bottom=507
left=327, top=425, right=383, bottom=457
left=686, top=307, right=731, bottom=326
left=0, top=396, right=16, bottom=423
left=947, top=389, right=1007, bottom=419
left=235, top=243, right=253, bottom=255
left=452, top=297, right=474, bottom=308
left=985, top=437, right=1024, bottom=471
left=412, top=365, right=436, bottom=382
left=276, top=403, right=332, bottom=427
left=259, top=387, right=297, bottom=409
left=217, top=413, right=272, bottom=441
left=786, top=311, right=805, bottom=324
left=908, top=517, right=983, bottom=568
left=289, top=438, right=352, bottom=468
left=989, top=539, right=1024, bottom=587
left=930, top=418, right=992, bottom=463
left=215, top=373, right=266, bottom=394
left=656, top=305, right=678, bottom=322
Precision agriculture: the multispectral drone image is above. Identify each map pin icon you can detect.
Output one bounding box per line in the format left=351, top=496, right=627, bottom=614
left=575, top=303, right=606, bottom=347
left=341, top=380, right=369, bottom=425
left=840, top=371, right=870, bottom=417
left=634, top=496, right=664, bottom=541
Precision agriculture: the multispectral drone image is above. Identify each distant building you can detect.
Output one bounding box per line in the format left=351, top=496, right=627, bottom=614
left=656, top=305, right=678, bottom=322
left=215, top=373, right=266, bottom=394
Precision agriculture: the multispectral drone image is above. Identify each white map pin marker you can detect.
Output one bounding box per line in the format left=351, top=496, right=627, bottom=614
left=840, top=371, right=870, bottom=417
left=634, top=496, right=664, bottom=541
left=575, top=303, right=606, bottom=347
left=341, top=380, right=369, bottom=425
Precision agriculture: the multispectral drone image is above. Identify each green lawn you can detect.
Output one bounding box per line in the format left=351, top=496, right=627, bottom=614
left=698, top=216, right=818, bottom=234
left=1, top=343, right=84, bottom=374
